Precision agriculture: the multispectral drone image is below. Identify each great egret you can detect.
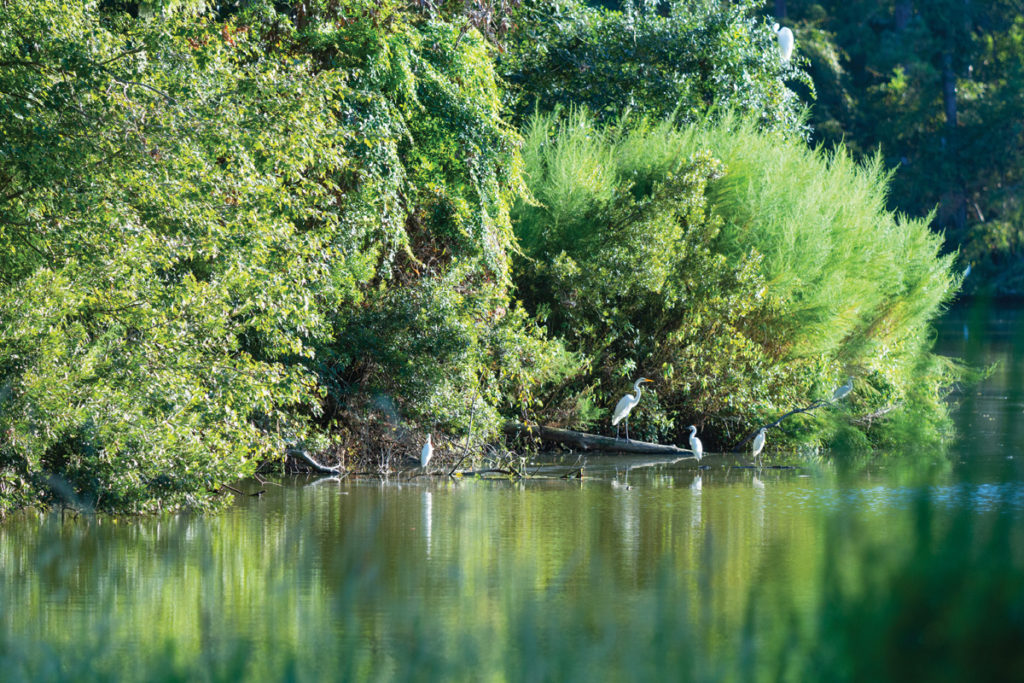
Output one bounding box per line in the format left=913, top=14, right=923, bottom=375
left=612, top=377, right=653, bottom=441
left=831, top=376, right=854, bottom=402
left=421, top=434, right=433, bottom=468
left=773, top=23, right=794, bottom=64
left=751, top=427, right=767, bottom=463
left=688, top=425, right=703, bottom=462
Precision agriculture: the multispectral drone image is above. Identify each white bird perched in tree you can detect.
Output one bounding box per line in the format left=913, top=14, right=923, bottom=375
left=831, top=376, right=854, bottom=403
left=688, top=425, right=703, bottom=462
left=751, top=427, right=767, bottom=463
left=773, top=23, right=794, bottom=64
left=421, top=434, right=433, bottom=468
left=611, top=377, right=653, bottom=441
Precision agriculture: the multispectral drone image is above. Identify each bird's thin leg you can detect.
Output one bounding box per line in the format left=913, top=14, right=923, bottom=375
left=625, top=420, right=629, bottom=442
left=615, top=425, right=620, bottom=440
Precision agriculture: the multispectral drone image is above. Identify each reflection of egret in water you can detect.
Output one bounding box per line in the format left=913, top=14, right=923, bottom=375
left=611, top=470, right=632, bottom=490
left=423, top=491, right=433, bottom=557
left=614, top=477, right=640, bottom=571
left=752, top=472, right=767, bottom=537
left=690, top=474, right=703, bottom=529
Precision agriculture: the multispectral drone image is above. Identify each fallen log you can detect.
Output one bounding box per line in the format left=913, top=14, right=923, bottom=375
left=503, top=422, right=694, bottom=456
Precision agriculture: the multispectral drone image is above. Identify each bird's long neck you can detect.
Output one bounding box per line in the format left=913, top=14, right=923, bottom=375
left=633, top=383, right=645, bottom=400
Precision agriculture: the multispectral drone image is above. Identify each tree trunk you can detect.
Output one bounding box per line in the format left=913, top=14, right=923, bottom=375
left=894, top=0, right=913, bottom=30
left=942, top=51, right=967, bottom=233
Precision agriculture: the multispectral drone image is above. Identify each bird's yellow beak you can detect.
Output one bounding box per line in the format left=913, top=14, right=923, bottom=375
left=643, top=379, right=654, bottom=383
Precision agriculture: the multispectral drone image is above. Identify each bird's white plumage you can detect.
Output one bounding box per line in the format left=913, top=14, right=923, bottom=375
left=831, top=376, right=854, bottom=402
left=612, top=393, right=639, bottom=426
left=752, top=427, right=767, bottom=460
left=611, top=377, right=652, bottom=440
left=774, top=23, right=794, bottom=63
left=688, top=425, right=703, bottom=461
left=421, top=434, right=433, bottom=468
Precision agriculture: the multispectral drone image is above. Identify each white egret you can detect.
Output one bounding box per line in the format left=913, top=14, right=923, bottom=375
left=773, top=23, right=794, bottom=64
left=421, top=434, right=433, bottom=468
left=688, top=425, right=703, bottom=462
left=831, top=376, right=854, bottom=402
left=612, top=377, right=653, bottom=441
left=751, top=427, right=767, bottom=464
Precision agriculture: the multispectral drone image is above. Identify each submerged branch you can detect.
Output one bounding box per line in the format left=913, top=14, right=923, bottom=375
left=287, top=448, right=342, bottom=475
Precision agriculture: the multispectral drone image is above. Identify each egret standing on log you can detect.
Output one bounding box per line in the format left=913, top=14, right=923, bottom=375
left=612, top=378, right=653, bottom=441
left=751, top=427, right=767, bottom=464
left=773, top=23, right=794, bottom=64
left=688, top=425, right=703, bottom=462
left=421, top=434, right=433, bottom=468
left=831, top=376, right=854, bottom=403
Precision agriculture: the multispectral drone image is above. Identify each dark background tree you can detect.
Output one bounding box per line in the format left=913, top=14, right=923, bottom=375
left=788, top=0, right=1024, bottom=294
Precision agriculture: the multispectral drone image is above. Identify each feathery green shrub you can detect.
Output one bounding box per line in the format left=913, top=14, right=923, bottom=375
left=514, top=110, right=958, bottom=446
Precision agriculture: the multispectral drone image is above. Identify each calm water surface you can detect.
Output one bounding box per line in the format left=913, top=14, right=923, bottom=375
left=1, top=304, right=1022, bottom=678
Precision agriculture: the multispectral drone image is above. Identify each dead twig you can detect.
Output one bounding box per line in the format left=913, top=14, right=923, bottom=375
left=851, top=403, right=903, bottom=427
left=731, top=400, right=826, bottom=452
left=448, top=392, right=480, bottom=477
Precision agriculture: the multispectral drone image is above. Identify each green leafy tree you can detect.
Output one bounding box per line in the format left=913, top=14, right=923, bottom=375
left=500, top=0, right=810, bottom=134
left=0, top=0, right=566, bottom=513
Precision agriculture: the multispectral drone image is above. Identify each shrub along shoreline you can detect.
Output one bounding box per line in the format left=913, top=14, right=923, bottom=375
left=0, top=0, right=958, bottom=515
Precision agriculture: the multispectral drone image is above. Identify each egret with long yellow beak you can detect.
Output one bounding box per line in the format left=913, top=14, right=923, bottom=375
left=612, top=378, right=653, bottom=441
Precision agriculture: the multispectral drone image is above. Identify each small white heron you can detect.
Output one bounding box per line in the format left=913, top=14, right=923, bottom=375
left=751, top=427, right=767, bottom=464
left=688, top=425, right=703, bottom=462
left=831, top=376, right=854, bottom=402
left=773, top=23, right=794, bottom=64
left=611, top=377, right=653, bottom=441
left=421, top=434, right=433, bottom=468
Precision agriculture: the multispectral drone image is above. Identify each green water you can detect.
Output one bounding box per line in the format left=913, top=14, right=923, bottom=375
left=2, top=304, right=1023, bottom=681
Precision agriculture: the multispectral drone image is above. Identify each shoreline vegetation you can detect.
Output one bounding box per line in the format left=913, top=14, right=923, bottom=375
left=1, top=0, right=963, bottom=515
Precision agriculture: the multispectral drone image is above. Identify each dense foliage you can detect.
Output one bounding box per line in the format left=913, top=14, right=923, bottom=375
left=0, top=0, right=565, bottom=513
left=500, top=0, right=810, bottom=134
left=0, top=0, right=961, bottom=513
left=514, top=111, right=957, bottom=447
